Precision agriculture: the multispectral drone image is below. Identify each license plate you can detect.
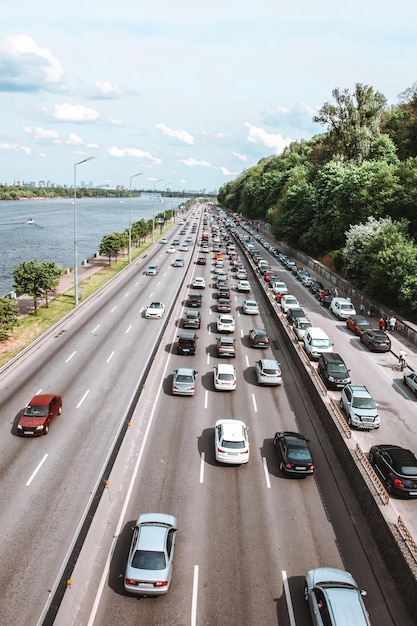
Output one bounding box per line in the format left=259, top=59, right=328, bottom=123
left=228, top=452, right=237, bottom=456
left=295, top=466, right=305, bottom=470
left=409, top=491, right=417, bottom=496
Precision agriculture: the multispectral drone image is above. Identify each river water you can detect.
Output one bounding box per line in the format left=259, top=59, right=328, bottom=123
left=0, top=196, right=187, bottom=296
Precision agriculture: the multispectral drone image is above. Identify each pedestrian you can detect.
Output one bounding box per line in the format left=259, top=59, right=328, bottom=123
left=398, top=349, right=407, bottom=371
left=389, top=316, right=397, bottom=333
left=379, top=317, right=385, bottom=331
left=359, top=303, right=365, bottom=315
left=384, top=316, right=390, bottom=331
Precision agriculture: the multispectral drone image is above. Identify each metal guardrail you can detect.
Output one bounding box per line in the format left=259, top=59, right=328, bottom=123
left=329, top=398, right=352, bottom=439
left=355, top=443, right=390, bottom=505
left=398, top=516, right=417, bottom=562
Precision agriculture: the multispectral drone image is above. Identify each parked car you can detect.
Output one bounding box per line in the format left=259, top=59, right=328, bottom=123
left=217, top=314, right=235, bottom=333
left=186, top=293, right=202, bottom=307
left=192, top=277, right=206, bottom=289
left=274, top=431, right=314, bottom=476
left=330, top=297, right=356, bottom=320
left=237, top=280, right=251, bottom=293
left=214, top=419, right=249, bottom=464
left=280, top=295, right=300, bottom=314
left=216, top=336, right=236, bottom=358
left=403, top=371, right=417, bottom=397
left=255, top=359, right=282, bottom=386
left=183, top=310, right=201, bottom=329
left=271, top=281, right=288, bottom=295
left=145, top=301, right=165, bottom=319
left=213, top=363, right=237, bottom=391
left=242, top=299, right=259, bottom=315
left=17, top=393, right=62, bottom=436
left=217, top=297, right=232, bottom=313
left=248, top=328, right=270, bottom=348
left=346, top=314, right=372, bottom=336
left=293, top=317, right=312, bottom=341
left=317, top=352, right=351, bottom=390
left=303, top=327, right=333, bottom=360
left=146, top=264, right=158, bottom=276
left=304, top=567, right=370, bottom=626
left=287, top=307, right=306, bottom=326
left=340, top=384, right=380, bottom=430
left=172, top=367, right=198, bottom=395
left=360, top=329, right=391, bottom=352
left=124, top=512, right=177, bottom=596
left=177, top=332, right=198, bottom=355
left=369, top=444, right=417, bottom=498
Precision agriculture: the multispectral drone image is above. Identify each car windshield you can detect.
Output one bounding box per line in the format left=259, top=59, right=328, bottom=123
left=328, top=364, right=348, bottom=373
left=312, top=339, right=331, bottom=347
left=352, top=397, right=376, bottom=409
left=132, top=550, right=166, bottom=570
left=298, top=322, right=311, bottom=329
left=24, top=405, right=47, bottom=416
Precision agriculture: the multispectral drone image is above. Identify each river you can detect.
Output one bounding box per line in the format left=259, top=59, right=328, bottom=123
left=0, top=196, right=187, bottom=296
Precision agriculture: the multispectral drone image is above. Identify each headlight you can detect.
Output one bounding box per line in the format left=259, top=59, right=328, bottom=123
left=36, top=425, right=44, bottom=430
left=328, top=376, right=335, bottom=382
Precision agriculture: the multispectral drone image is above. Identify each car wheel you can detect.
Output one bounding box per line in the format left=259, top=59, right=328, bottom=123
left=339, top=399, right=344, bottom=409
left=347, top=415, right=352, bottom=428
left=368, top=450, right=374, bottom=465
left=279, top=461, right=285, bottom=473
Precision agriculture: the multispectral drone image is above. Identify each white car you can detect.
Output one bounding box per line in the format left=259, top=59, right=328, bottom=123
left=242, top=299, right=259, bottom=315
left=180, top=244, right=189, bottom=252
left=145, top=302, right=165, bottom=319
left=293, top=317, right=312, bottom=340
left=213, top=363, right=237, bottom=391
left=167, top=246, right=176, bottom=254
left=237, top=280, right=251, bottom=293
left=280, top=294, right=299, bottom=313
left=404, top=371, right=417, bottom=397
left=146, top=264, right=158, bottom=276
left=271, top=281, right=288, bottom=295
left=216, top=314, right=235, bottom=333
left=236, top=269, right=247, bottom=280
left=192, top=277, right=206, bottom=289
left=214, top=419, right=249, bottom=464
left=160, top=237, right=168, bottom=244
left=254, top=358, right=282, bottom=386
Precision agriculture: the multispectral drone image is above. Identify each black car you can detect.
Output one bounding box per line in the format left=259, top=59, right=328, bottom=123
left=217, top=297, right=232, bottom=313
left=177, top=332, right=198, bottom=355
left=186, top=293, right=202, bottom=308
left=217, top=286, right=230, bottom=299
left=369, top=444, right=417, bottom=498
left=360, top=329, right=391, bottom=352
left=310, top=281, right=323, bottom=295
left=317, top=352, right=351, bottom=390
left=196, top=256, right=206, bottom=265
left=274, top=431, right=315, bottom=477
left=183, top=310, right=201, bottom=329
left=287, top=308, right=306, bottom=326
left=248, top=328, right=270, bottom=348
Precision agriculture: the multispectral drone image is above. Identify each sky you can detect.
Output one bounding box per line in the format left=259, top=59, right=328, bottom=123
left=1, top=1, right=416, bottom=194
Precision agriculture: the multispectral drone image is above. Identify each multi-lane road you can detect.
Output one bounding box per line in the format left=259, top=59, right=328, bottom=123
left=0, top=204, right=415, bottom=625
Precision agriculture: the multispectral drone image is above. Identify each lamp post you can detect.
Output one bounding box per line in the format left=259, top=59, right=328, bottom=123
left=164, top=182, right=172, bottom=225
left=74, top=156, right=95, bottom=306
left=128, top=172, right=143, bottom=263
left=152, top=178, right=163, bottom=244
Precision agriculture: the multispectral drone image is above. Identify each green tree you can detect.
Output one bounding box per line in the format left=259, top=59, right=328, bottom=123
left=13, top=260, right=61, bottom=314
left=99, top=233, right=126, bottom=265
left=0, top=297, right=19, bottom=339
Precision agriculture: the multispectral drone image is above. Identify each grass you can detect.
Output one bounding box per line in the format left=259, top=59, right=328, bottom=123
left=0, top=234, right=162, bottom=369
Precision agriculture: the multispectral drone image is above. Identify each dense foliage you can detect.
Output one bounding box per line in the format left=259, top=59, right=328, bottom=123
left=13, top=260, right=61, bottom=314
left=218, top=82, right=417, bottom=318
left=0, top=297, right=19, bottom=338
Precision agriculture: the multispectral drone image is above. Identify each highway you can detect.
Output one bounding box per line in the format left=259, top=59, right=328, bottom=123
left=0, top=204, right=414, bottom=625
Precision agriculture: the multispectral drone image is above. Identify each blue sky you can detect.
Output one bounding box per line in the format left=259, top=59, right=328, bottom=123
left=1, top=1, right=416, bottom=193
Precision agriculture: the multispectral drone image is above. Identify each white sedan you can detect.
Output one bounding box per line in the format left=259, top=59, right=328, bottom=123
left=216, top=314, right=235, bottom=333
left=280, top=294, right=300, bottom=314
left=242, top=299, right=259, bottom=315
left=214, top=419, right=249, bottom=464
left=213, top=363, right=237, bottom=391
left=145, top=302, right=165, bottom=319
left=167, top=246, right=176, bottom=254
left=237, top=280, right=251, bottom=293
left=192, top=277, right=206, bottom=289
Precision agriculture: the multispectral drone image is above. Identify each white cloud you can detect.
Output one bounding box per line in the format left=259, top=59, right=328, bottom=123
left=179, top=158, right=212, bottom=167
left=67, top=133, right=84, bottom=145
left=244, top=122, right=292, bottom=154
left=156, top=123, right=194, bottom=145
left=109, top=118, right=123, bottom=126
left=233, top=151, right=247, bottom=162
left=95, top=81, right=122, bottom=97
left=107, top=146, right=162, bottom=164
left=2, top=34, right=64, bottom=85
left=52, top=103, right=99, bottom=122
left=0, top=142, right=31, bottom=155
left=22, top=126, right=60, bottom=141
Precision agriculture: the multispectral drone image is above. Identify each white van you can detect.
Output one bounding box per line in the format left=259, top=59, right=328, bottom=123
left=303, top=327, right=333, bottom=360
left=330, top=297, right=356, bottom=320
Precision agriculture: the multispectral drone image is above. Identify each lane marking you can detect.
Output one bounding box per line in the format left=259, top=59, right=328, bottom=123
left=200, top=453, right=205, bottom=483
left=66, top=351, right=76, bottom=363
left=110, top=306, right=117, bottom=313
left=92, top=324, right=100, bottom=334
left=106, top=351, right=115, bottom=363
left=191, top=565, right=199, bottom=626
left=262, top=457, right=271, bottom=488
left=240, top=328, right=244, bottom=338
left=124, top=291, right=130, bottom=298
left=252, top=393, right=258, bottom=412
left=126, top=325, right=132, bottom=334
left=282, top=570, right=296, bottom=626
left=26, top=454, right=48, bottom=486
left=245, top=354, right=249, bottom=368
left=204, top=389, right=208, bottom=409
left=77, top=390, right=90, bottom=408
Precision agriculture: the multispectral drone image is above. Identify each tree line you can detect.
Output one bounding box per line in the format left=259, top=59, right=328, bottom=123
left=218, top=82, right=417, bottom=319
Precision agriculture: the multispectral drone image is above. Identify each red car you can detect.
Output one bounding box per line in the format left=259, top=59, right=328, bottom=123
left=17, top=394, right=62, bottom=436
left=346, top=315, right=372, bottom=336
left=316, top=288, right=332, bottom=302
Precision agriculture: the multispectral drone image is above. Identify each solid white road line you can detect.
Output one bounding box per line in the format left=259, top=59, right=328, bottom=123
left=282, top=570, right=297, bottom=626
left=262, top=457, right=271, bottom=488
left=200, top=452, right=205, bottom=484
left=26, top=454, right=48, bottom=486
left=191, top=565, right=199, bottom=626
left=76, top=390, right=90, bottom=408
left=65, top=351, right=76, bottom=363
left=92, top=325, right=100, bottom=334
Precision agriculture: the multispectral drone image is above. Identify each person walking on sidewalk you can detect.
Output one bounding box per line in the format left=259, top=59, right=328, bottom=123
left=398, top=349, right=407, bottom=371
left=379, top=317, right=385, bottom=331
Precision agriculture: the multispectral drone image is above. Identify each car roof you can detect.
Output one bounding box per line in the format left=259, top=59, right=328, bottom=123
left=175, top=367, right=195, bottom=376
left=260, top=358, right=279, bottom=368
left=347, top=384, right=371, bottom=397
left=377, top=445, right=417, bottom=472
left=179, top=332, right=197, bottom=339
left=216, top=419, right=246, bottom=440
left=215, top=363, right=235, bottom=374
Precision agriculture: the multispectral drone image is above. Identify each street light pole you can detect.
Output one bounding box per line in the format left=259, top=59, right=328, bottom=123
left=74, top=156, right=95, bottom=306
left=128, top=172, right=143, bottom=263
left=152, top=178, right=163, bottom=244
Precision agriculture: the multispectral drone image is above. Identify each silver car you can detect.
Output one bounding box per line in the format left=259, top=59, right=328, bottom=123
left=172, top=367, right=198, bottom=396
left=304, top=567, right=370, bottom=625
left=124, top=513, right=177, bottom=596
left=255, top=358, right=282, bottom=386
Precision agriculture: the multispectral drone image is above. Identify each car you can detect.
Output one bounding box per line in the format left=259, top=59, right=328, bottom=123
left=216, top=335, right=236, bottom=357
left=146, top=264, right=158, bottom=276
left=214, top=419, right=249, bottom=464
left=369, top=444, right=417, bottom=498
left=160, top=237, right=168, bottom=244
left=217, top=297, right=232, bottom=313
left=315, top=287, right=332, bottom=302
left=172, top=238, right=180, bottom=246
left=293, top=317, right=312, bottom=341
left=213, top=363, right=237, bottom=391
left=403, top=371, right=417, bottom=397
left=236, top=269, right=247, bottom=280
left=242, top=299, right=259, bottom=315
left=330, top=297, right=356, bottom=320
left=192, top=277, right=206, bottom=289
left=217, top=285, right=230, bottom=299
left=237, top=280, right=251, bottom=293
left=280, top=295, right=300, bottom=313
left=177, top=332, right=198, bottom=355
left=145, top=301, right=165, bottom=319
left=304, top=567, right=370, bottom=626
left=310, top=280, right=324, bottom=294
left=287, top=307, right=306, bottom=326
left=172, top=258, right=185, bottom=267
left=186, top=293, right=202, bottom=307
left=17, top=393, right=62, bottom=436
left=274, top=431, right=314, bottom=476
left=166, top=246, right=176, bottom=254
left=172, top=367, right=198, bottom=395
left=271, top=281, right=288, bottom=295
left=317, top=353, right=351, bottom=390
left=255, top=359, right=282, bottom=386
left=183, top=310, right=201, bottom=329
left=340, top=384, right=380, bottom=430
left=124, top=512, right=177, bottom=596
left=301, top=275, right=315, bottom=287
left=248, top=328, right=270, bottom=348
left=360, top=329, right=391, bottom=352
left=346, top=314, right=372, bottom=336
left=217, top=314, right=235, bottom=333
left=196, top=256, right=206, bottom=265
left=179, top=244, right=189, bottom=252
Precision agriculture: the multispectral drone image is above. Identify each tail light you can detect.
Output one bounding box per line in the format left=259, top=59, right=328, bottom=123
left=393, top=478, right=405, bottom=488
